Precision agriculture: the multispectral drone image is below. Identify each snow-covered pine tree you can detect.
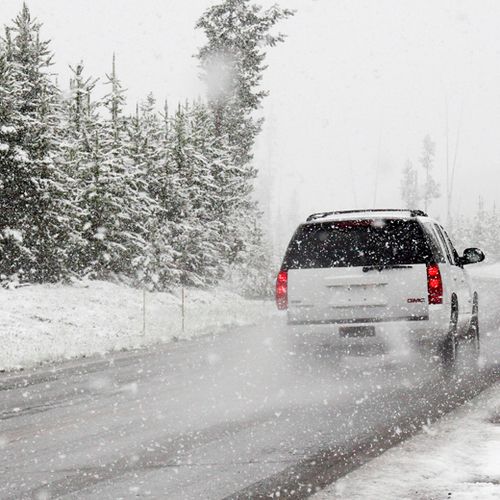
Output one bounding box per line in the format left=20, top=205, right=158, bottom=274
left=471, top=197, right=488, bottom=252
left=57, top=62, right=102, bottom=275
left=181, top=100, right=275, bottom=296
left=66, top=61, right=99, bottom=134
left=195, top=0, right=293, bottom=295
left=400, top=159, right=420, bottom=209
left=419, top=135, right=440, bottom=212
left=125, top=93, right=176, bottom=288
left=195, top=0, right=294, bottom=167
left=223, top=213, right=276, bottom=298
left=161, top=101, right=227, bottom=286
left=448, top=213, right=468, bottom=254
left=187, top=100, right=236, bottom=261
left=71, top=58, right=154, bottom=281
left=482, top=204, right=499, bottom=261
left=0, top=4, right=72, bottom=283
left=450, top=202, right=500, bottom=262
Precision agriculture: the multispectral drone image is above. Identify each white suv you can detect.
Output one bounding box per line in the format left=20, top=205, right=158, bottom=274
left=275, top=209, right=484, bottom=366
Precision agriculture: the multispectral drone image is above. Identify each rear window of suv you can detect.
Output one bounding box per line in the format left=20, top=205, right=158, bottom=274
left=282, top=219, right=433, bottom=269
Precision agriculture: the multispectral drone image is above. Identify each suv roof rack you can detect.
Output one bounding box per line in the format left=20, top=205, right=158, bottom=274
left=306, top=209, right=428, bottom=222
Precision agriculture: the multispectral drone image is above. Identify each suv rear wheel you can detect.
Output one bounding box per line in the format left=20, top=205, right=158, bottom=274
left=468, top=293, right=479, bottom=342
left=441, top=296, right=459, bottom=371
left=464, top=293, right=480, bottom=365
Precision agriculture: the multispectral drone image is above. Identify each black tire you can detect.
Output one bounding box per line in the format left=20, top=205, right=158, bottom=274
left=441, top=296, right=459, bottom=371
left=465, top=293, right=480, bottom=363
left=468, top=293, right=479, bottom=338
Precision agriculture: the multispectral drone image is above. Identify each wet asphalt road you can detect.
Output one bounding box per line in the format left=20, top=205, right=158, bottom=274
left=1, top=278, right=500, bottom=499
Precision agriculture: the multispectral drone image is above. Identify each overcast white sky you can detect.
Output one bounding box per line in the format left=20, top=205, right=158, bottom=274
left=1, top=0, right=500, bottom=250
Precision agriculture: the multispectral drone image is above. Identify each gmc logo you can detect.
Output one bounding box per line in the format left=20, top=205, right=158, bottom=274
left=407, top=298, right=425, bottom=303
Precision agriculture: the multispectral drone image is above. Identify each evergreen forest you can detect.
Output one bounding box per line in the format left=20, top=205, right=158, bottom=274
left=0, top=2, right=293, bottom=296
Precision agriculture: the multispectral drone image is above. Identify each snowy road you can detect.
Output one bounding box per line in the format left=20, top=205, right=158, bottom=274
left=1, top=279, right=500, bottom=499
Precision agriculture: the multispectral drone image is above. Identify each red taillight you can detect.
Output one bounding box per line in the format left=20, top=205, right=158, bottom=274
left=335, top=220, right=373, bottom=227
left=276, top=270, right=288, bottom=310
left=427, top=264, right=443, bottom=305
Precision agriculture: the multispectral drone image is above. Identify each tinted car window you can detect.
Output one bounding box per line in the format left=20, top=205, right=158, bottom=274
left=283, top=219, right=433, bottom=270
left=441, top=228, right=461, bottom=266
left=422, top=223, right=447, bottom=264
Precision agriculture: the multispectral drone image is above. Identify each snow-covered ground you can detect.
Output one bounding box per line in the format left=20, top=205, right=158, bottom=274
left=312, top=381, right=500, bottom=500
left=0, top=279, right=276, bottom=372
left=1, top=263, right=500, bottom=499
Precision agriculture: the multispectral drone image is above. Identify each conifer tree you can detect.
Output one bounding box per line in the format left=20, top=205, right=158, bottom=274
left=125, top=93, right=175, bottom=288
left=419, top=135, right=440, bottom=212
left=195, top=0, right=294, bottom=167
left=195, top=0, right=293, bottom=294
left=0, top=4, right=71, bottom=282
left=71, top=58, right=153, bottom=280
left=58, top=62, right=101, bottom=274
left=471, top=197, right=487, bottom=250
left=67, top=61, right=99, bottom=133
left=484, top=204, right=500, bottom=261
left=163, top=102, right=225, bottom=285
left=400, top=159, right=420, bottom=209
left=0, top=4, right=285, bottom=292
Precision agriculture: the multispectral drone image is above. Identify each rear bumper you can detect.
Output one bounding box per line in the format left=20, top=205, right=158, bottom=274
left=288, top=315, right=429, bottom=324
left=286, top=304, right=450, bottom=347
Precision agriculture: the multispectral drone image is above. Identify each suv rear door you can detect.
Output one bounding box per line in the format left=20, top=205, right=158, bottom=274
left=283, top=218, right=432, bottom=324
left=431, top=223, right=472, bottom=321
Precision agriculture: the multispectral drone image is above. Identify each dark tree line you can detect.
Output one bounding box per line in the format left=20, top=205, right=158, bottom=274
left=0, top=2, right=293, bottom=295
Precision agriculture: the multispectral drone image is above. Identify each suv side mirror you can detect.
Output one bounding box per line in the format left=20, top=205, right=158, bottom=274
left=461, top=248, right=485, bottom=265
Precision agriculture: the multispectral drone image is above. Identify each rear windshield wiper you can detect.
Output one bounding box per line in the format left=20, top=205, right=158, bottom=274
left=362, top=264, right=414, bottom=273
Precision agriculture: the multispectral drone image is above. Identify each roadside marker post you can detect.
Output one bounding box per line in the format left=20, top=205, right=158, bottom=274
left=182, top=288, right=185, bottom=333
left=142, top=290, right=146, bottom=336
